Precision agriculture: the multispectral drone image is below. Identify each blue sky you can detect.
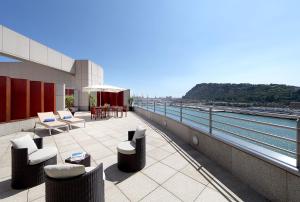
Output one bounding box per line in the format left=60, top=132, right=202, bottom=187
left=1, top=0, right=300, bottom=97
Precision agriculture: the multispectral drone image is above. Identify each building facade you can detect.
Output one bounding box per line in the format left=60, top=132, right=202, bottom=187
left=0, top=25, right=129, bottom=123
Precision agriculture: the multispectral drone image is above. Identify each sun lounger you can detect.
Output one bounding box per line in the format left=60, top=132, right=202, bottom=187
left=57, top=110, right=86, bottom=129
left=35, top=112, right=69, bottom=135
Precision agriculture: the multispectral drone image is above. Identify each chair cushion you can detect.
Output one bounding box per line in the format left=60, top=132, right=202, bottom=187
left=44, top=118, right=55, bottom=122
left=11, top=134, right=38, bottom=155
left=28, top=147, right=57, bottom=165
left=117, top=141, right=136, bottom=155
left=132, top=126, right=146, bottom=143
left=63, top=115, right=72, bottom=119
left=44, top=164, right=85, bottom=179
left=85, top=166, right=95, bottom=173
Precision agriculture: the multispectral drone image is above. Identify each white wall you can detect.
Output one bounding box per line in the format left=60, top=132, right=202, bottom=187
left=74, top=60, right=104, bottom=110
left=123, top=89, right=130, bottom=106
left=0, top=25, right=75, bottom=74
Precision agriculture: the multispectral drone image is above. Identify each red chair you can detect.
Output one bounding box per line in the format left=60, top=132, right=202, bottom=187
left=91, top=107, right=96, bottom=119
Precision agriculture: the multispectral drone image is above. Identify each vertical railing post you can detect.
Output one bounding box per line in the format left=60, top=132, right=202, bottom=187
left=209, top=107, right=212, bottom=134
left=147, top=97, right=149, bottom=111
left=180, top=101, right=183, bottom=122
left=154, top=101, right=156, bottom=112
left=164, top=101, right=167, bottom=116
left=297, top=119, right=300, bottom=169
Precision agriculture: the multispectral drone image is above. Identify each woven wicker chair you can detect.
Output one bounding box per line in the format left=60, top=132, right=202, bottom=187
left=117, top=131, right=146, bottom=172
left=11, top=138, right=57, bottom=189
left=45, top=164, right=104, bottom=202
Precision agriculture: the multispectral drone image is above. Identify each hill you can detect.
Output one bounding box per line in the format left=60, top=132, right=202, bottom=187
left=183, top=83, right=300, bottom=106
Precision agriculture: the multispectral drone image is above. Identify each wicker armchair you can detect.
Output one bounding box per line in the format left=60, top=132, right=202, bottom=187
left=117, top=131, right=146, bottom=172
left=11, top=137, right=57, bottom=189
left=45, top=164, right=104, bottom=202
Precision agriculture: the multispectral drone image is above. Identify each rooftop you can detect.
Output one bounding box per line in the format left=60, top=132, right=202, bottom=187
left=0, top=112, right=266, bottom=202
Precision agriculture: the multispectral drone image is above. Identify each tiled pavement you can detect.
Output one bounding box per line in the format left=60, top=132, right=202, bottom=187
left=0, top=112, right=267, bottom=202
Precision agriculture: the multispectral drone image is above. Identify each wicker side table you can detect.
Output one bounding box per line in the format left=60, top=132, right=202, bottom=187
left=65, top=153, right=91, bottom=167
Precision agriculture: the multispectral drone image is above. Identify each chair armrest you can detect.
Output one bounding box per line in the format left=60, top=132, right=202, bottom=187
left=33, top=138, right=43, bottom=149
left=135, top=136, right=146, bottom=157
left=128, top=131, right=135, bottom=141
left=11, top=147, right=29, bottom=166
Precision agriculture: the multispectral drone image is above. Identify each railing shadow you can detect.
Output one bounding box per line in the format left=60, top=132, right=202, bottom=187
left=136, top=114, right=267, bottom=202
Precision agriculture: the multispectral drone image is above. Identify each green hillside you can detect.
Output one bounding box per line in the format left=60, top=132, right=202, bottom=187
left=183, top=83, right=300, bottom=106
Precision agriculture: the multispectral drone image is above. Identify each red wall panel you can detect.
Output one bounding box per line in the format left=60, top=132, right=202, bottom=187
left=65, top=89, right=74, bottom=96
left=97, top=92, right=100, bottom=107
left=11, top=78, right=30, bottom=120
left=44, top=83, right=56, bottom=112
left=97, top=92, right=124, bottom=106
left=110, top=93, right=117, bottom=106
left=117, top=91, right=124, bottom=106
left=0, top=76, right=11, bottom=122
left=30, top=81, right=44, bottom=117
left=100, top=92, right=110, bottom=106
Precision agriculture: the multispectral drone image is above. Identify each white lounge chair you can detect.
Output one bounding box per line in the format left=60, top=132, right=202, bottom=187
left=57, top=110, right=86, bottom=129
left=35, top=112, right=69, bottom=135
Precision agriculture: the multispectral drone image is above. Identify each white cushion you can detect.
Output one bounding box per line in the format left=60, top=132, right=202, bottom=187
left=117, top=141, right=136, bottom=155
left=85, top=166, right=95, bottom=173
left=10, top=134, right=38, bottom=155
left=44, top=164, right=85, bottom=179
left=132, top=126, right=146, bottom=143
left=28, top=147, right=57, bottom=165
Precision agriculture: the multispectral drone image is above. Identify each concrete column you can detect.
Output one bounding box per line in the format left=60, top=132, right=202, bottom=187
left=55, top=83, right=65, bottom=111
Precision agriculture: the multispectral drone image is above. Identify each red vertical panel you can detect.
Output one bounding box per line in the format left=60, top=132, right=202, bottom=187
left=117, top=91, right=124, bottom=106
left=11, top=78, right=30, bottom=120
left=65, top=89, right=74, bottom=96
left=110, top=93, right=117, bottom=106
left=101, top=92, right=110, bottom=106
left=44, top=83, right=56, bottom=112
left=0, top=76, right=11, bottom=122
left=108, top=92, right=112, bottom=106
left=97, top=92, right=100, bottom=106
left=30, top=81, right=44, bottom=117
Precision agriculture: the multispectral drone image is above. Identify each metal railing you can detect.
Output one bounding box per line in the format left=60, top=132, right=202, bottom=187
left=134, top=99, right=300, bottom=169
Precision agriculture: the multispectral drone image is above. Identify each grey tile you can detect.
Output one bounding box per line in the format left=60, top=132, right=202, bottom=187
left=162, top=172, right=205, bottom=201
left=117, top=172, right=158, bottom=202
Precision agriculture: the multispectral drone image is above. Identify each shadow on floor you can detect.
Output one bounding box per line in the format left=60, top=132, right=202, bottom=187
left=0, top=179, right=26, bottom=199
left=135, top=113, right=268, bottom=202
left=104, top=163, right=134, bottom=185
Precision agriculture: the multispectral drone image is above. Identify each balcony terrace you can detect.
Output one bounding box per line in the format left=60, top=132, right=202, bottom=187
left=0, top=112, right=266, bottom=202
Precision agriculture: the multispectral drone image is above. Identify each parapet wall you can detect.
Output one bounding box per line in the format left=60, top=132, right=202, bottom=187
left=135, top=107, right=300, bottom=201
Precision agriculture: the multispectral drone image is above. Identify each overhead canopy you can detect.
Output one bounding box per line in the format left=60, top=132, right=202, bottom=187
left=83, top=84, right=126, bottom=93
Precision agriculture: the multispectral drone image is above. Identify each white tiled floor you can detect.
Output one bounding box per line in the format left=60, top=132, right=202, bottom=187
left=0, top=112, right=267, bottom=202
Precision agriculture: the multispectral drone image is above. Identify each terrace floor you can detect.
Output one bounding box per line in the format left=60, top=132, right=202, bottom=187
left=0, top=112, right=267, bottom=202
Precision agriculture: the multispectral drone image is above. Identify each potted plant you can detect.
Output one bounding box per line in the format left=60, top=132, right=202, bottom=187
left=128, top=97, right=134, bottom=111
left=65, top=95, right=75, bottom=115
left=89, top=95, right=96, bottom=117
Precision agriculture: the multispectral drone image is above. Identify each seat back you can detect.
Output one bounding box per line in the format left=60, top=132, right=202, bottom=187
left=57, top=110, right=73, bottom=119
left=45, top=164, right=104, bottom=202
left=37, top=112, right=56, bottom=123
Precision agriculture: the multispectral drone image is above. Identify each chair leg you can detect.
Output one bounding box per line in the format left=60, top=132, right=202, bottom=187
left=69, top=125, right=72, bottom=130
left=49, top=129, right=52, bottom=136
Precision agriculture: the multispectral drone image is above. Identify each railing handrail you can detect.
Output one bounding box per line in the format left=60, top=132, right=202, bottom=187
left=213, top=119, right=297, bottom=143
left=212, top=125, right=296, bottom=155
left=212, top=113, right=297, bottom=131
left=134, top=99, right=299, bottom=168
